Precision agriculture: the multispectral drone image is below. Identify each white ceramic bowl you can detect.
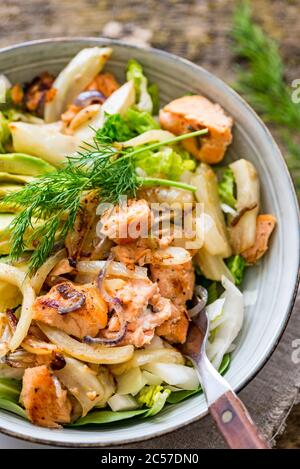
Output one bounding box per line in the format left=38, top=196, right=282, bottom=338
left=0, top=38, right=299, bottom=447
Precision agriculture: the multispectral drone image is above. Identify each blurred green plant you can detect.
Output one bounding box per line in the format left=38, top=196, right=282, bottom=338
left=232, top=0, right=300, bottom=194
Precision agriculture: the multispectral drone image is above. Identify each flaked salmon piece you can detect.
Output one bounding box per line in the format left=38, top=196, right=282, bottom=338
left=105, top=293, right=173, bottom=348
left=10, top=84, right=24, bottom=105
left=20, top=365, right=71, bottom=428
left=100, top=199, right=150, bottom=244
left=33, top=281, right=108, bottom=339
left=126, top=293, right=173, bottom=347
left=65, top=104, right=101, bottom=134
left=242, top=214, right=276, bottom=264
left=61, top=104, right=81, bottom=128
left=156, top=305, right=189, bottom=344
left=22, top=72, right=55, bottom=115
left=112, top=236, right=190, bottom=267
left=150, top=260, right=195, bottom=307
left=159, top=95, right=233, bottom=164
left=112, top=239, right=152, bottom=266
left=86, top=72, right=119, bottom=97
left=103, top=278, right=173, bottom=347
left=108, top=278, right=158, bottom=322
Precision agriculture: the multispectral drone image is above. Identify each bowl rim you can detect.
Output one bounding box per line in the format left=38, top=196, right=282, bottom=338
left=0, top=36, right=299, bottom=448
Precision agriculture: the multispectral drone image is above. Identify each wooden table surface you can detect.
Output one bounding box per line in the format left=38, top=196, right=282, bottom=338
left=0, top=0, right=300, bottom=449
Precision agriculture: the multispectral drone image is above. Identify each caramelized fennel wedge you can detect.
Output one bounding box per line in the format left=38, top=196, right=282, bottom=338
left=38, top=323, right=134, bottom=364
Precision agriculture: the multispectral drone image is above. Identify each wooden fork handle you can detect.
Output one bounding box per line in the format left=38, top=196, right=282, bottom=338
left=209, top=390, right=270, bottom=449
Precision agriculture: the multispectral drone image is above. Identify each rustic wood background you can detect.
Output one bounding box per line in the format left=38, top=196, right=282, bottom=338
left=0, top=0, right=299, bottom=449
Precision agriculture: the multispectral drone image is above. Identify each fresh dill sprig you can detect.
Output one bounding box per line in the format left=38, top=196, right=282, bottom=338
left=3, top=128, right=207, bottom=272
left=232, top=1, right=300, bottom=193
left=6, top=165, right=88, bottom=272
left=232, top=1, right=300, bottom=129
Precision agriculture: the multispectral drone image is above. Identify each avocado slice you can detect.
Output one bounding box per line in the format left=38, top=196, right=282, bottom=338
left=0, top=172, right=35, bottom=184
left=0, top=153, right=55, bottom=176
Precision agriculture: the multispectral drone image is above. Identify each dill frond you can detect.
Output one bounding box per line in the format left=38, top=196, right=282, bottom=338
left=232, top=1, right=300, bottom=129
left=232, top=1, right=300, bottom=193
left=6, top=165, right=88, bottom=272
left=3, top=128, right=207, bottom=272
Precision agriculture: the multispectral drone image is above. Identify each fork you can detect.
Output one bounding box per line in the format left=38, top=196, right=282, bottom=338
left=180, top=307, right=270, bottom=449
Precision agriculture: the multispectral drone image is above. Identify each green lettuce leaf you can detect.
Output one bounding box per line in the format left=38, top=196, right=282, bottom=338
left=125, top=108, right=159, bottom=134
left=207, top=281, right=219, bottom=304
left=196, top=276, right=221, bottom=305
left=147, top=83, right=160, bottom=115
left=0, top=378, right=22, bottom=402
left=218, top=167, right=237, bottom=208
left=226, top=255, right=246, bottom=285
left=166, top=387, right=199, bottom=404
left=96, top=113, right=134, bottom=143
left=96, top=109, right=159, bottom=144
left=0, top=378, right=26, bottom=419
left=126, top=59, right=153, bottom=114
left=0, top=398, right=27, bottom=418
left=71, top=385, right=171, bottom=426
left=135, top=146, right=195, bottom=181
left=70, top=408, right=147, bottom=426
left=0, top=355, right=231, bottom=425
left=138, top=385, right=171, bottom=417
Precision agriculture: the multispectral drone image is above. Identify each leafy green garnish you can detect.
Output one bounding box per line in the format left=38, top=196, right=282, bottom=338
left=147, top=83, right=160, bottom=115
left=166, top=353, right=231, bottom=404
left=0, top=356, right=231, bottom=425
left=207, top=282, right=219, bottom=304
left=226, top=255, right=246, bottom=285
left=126, top=59, right=144, bottom=100
left=125, top=108, right=159, bottom=134
left=72, top=385, right=171, bottom=426
left=0, top=398, right=27, bottom=419
left=232, top=1, right=300, bottom=193
left=194, top=275, right=221, bottom=305
left=3, top=127, right=206, bottom=272
left=70, top=409, right=147, bottom=427
left=218, top=167, right=237, bottom=208
left=0, top=378, right=22, bottom=402
left=166, top=387, right=199, bottom=404
left=0, top=378, right=26, bottom=419
left=96, top=109, right=159, bottom=144
left=138, top=385, right=171, bottom=417
left=136, top=146, right=195, bottom=181
left=95, top=113, right=134, bottom=143
left=126, top=59, right=153, bottom=114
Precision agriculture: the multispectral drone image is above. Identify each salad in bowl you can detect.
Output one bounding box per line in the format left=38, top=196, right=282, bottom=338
left=0, top=46, right=277, bottom=430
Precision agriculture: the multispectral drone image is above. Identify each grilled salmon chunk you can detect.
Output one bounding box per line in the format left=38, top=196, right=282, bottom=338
left=150, top=260, right=195, bottom=307
left=102, top=277, right=173, bottom=347
left=159, top=95, right=233, bottom=164
left=33, top=282, right=108, bottom=339
left=100, top=199, right=150, bottom=244
left=242, top=214, right=276, bottom=264
left=156, top=305, right=189, bottom=344
left=20, top=365, right=71, bottom=428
